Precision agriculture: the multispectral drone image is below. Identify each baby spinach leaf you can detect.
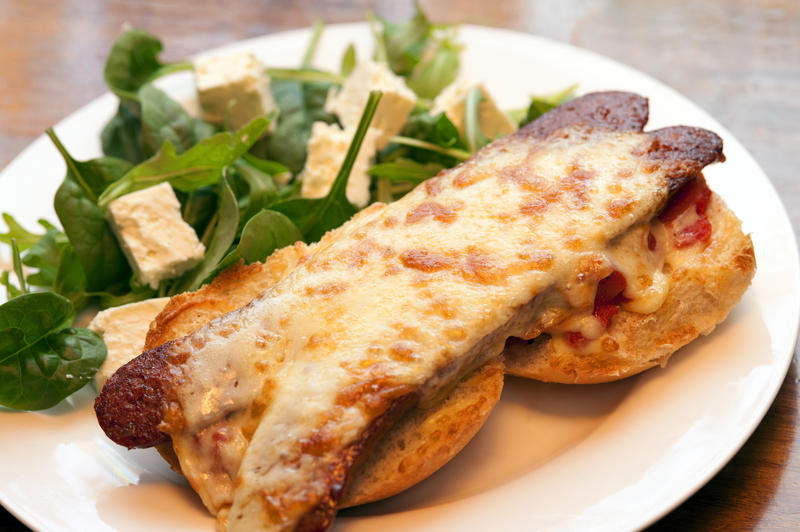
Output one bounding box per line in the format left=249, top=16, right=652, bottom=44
left=265, top=68, right=344, bottom=85
left=47, top=129, right=132, bottom=291
left=376, top=3, right=431, bottom=76
left=367, top=159, right=444, bottom=185
left=464, top=87, right=490, bottom=153
left=214, top=209, right=302, bottom=275
left=302, top=20, right=325, bottom=67
left=54, top=177, right=131, bottom=291
left=179, top=187, right=218, bottom=236
left=0, top=317, right=106, bottom=410
left=395, top=108, right=467, bottom=166
left=0, top=272, right=23, bottom=300
left=0, top=292, right=74, bottom=357
left=234, top=159, right=278, bottom=228
left=372, top=1, right=460, bottom=100
left=241, top=153, right=291, bottom=182
left=10, top=239, right=27, bottom=295
left=341, top=44, right=356, bottom=77
left=193, top=119, right=218, bottom=143
left=104, top=28, right=191, bottom=101
left=0, top=214, right=42, bottom=251
left=140, top=84, right=196, bottom=157
left=22, top=227, right=67, bottom=288
left=262, top=79, right=338, bottom=175
left=271, top=91, right=382, bottom=243
left=405, top=40, right=460, bottom=100
left=101, top=101, right=146, bottom=164
left=98, top=117, right=271, bottom=207
left=48, top=128, right=134, bottom=201
left=53, top=246, right=88, bottom=310
left=519, top=84, right=578, bottom=127
left=169, top=178, right=239, bottom=294
left=92, top=276, right=156, bottom=309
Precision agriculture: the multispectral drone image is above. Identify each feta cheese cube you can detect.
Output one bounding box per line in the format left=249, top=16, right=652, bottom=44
left=106, top=182, right=206, bottom=289
left=325, top=60, right=417, bottom=150
left=431, top=80, right=517, bottom=140
left=194, top=52, right=277, bottom=131
left=299, top=122, right=380, bottom=208
left=88, top=297, right=170, bottom=389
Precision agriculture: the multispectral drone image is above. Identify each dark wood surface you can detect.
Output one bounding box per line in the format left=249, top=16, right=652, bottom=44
left=1, top=1, right=798, bottom=530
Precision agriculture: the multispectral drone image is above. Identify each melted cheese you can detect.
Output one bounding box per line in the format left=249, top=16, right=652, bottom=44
left=157, top=127, right=682, bottom=530
left=610, top=222, right=669, bottom=314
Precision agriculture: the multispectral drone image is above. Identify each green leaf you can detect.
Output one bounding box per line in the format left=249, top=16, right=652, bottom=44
left=242, top=153, right=291, bottom=182
left=179, top=187, right=218, bottom=236
left=91, top=275, right=156, bottom=309
left=341, top=44, right=356, bottom=77
left=0, top=292, right=74, bottom=361
left=261, top=79, right=338, bottom=174
left=193, top=118, right=218, bottom=143
left=46, top=129, right=133, bottom=291
left=367, top=159, right=444, bottom=184
left=101, top=101, right=146, bottom=164
left=271, top=91, right=382, bottom=243
left=104, top=28, right=191, bottom=101
left=53, top=245, right=88, bottom=310
left=265, top=68, right=344, bottom=85
left=48, top=128, right=134, bottom=201
left=302, top=20, right=325, bottom=67
left=395, top=108, right=468, bottom=165
left=10, top=239, right=27, bottom=295
left=98, top=117, right=271, bottom=207
left=0, top=214, right=42, bottom=251
left=519, top=84, right=578, bottom=127
left=140, top=84, right=196, bottom=157
left=214, top=210, right=302, bottom=275
left=54, top=177, right=131, bottom=291
left=169, top=178, right=239, bottom=294
left=21, top=227, right=66, bottom=288
left=464, top=87, right=489, bottom=153
left=405, top=41, right=460, bottom=100
left=234, top=159, right=278, bottom=228
left=378, top=5, right=431, bottom=76
left=0, top=272, right=23, bottom=300
left=0, top=323, right=106, bottom=410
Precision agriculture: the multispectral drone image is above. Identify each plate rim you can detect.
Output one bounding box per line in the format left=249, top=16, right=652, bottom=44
left=1, top=21, right=798, bottom=532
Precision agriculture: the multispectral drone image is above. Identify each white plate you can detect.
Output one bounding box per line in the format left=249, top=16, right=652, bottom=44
left=1, top=23, right=797, bottom=532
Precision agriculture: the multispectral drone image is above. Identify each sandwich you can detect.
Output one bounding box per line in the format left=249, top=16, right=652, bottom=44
left=95, top=91, right=753, bottom=531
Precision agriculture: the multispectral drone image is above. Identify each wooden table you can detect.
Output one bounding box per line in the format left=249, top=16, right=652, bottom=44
left=1, top=1, right=798, bottom=529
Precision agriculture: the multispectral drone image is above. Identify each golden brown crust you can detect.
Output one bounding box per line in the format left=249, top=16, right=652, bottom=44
left=504, top=192, right=756, bottom=383
left=340, top=357, right=503, bottom=507
left=144, top=242, right=312, bottom=351
left=141, top=240, right=504, bottom=507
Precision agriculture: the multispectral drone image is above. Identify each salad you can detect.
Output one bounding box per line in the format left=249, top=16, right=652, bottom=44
left=0, top=4, right=574, bottom=411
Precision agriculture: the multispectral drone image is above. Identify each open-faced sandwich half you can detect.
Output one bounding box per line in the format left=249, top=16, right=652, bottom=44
left=95, top=91, right=754, bottom=531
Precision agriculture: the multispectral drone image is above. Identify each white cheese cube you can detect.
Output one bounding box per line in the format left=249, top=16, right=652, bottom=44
left=88, top=297, right=170, bottom=389
left=300, top=122, right=380, bottom=208
left=106, top=182, right=206, bottom=289
left=325, top=60, right=417, bottom=150
left=431, top=80, right=517, bottom=140
left=194, top=52, right=277, bottom=131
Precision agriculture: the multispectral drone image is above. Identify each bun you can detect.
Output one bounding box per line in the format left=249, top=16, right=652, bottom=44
left=504, top=192, right=755, bottom=383
left=143, top=240, right=502, bottom=506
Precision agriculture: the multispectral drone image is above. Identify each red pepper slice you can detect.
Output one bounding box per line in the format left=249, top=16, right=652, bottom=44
left=659, top=177, right=712, bottom=224
left=594, top=270, right=627, bottom=306
left=674, top=216, right=712, bottom=248
left=566, top=331, right=588, bottom=348
left=659, top=177, right=713, bottom=248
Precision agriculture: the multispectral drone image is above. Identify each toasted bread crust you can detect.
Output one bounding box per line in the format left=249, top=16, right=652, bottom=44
left=142, top=240, right=503, bottom=507
left=341, top=358, right=504, bottom=507
left=504, top=192, right=755, bottom=383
